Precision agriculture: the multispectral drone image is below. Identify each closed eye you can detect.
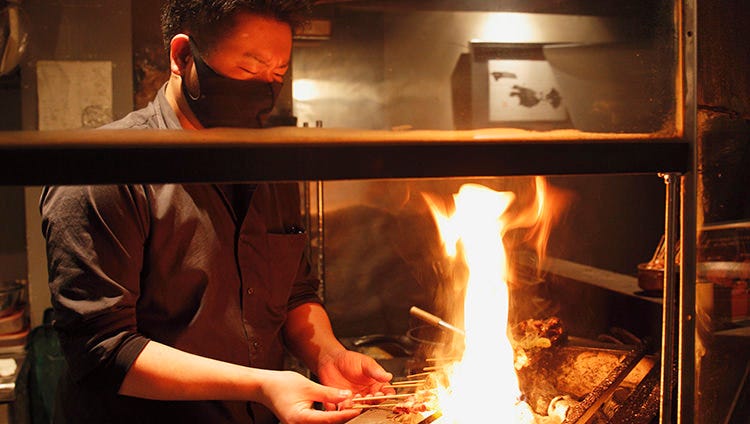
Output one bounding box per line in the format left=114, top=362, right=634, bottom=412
left=240, top=66, right=260, bottom=76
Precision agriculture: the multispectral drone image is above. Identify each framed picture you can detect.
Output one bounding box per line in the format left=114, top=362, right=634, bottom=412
left=460, top=42, right=571, bottom=130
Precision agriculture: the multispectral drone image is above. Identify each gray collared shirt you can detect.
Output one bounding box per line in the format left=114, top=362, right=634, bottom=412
left=40, top=84, right=321, bottom=424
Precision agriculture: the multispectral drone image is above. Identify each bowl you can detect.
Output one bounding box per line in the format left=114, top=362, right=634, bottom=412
left=0, top=280, right=24, bottom=318
left=406, top=325, right=450, bottom=349
left=637, top=263, right=665, bottom=293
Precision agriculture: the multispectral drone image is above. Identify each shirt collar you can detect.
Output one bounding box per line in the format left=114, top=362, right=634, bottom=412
left=155, top=83, right=183, bottom=130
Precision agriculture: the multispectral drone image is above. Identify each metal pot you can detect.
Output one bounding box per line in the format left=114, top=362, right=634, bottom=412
left=637, top=262, right=666, bottom=292
left=347, top=325, right=455, bottom=358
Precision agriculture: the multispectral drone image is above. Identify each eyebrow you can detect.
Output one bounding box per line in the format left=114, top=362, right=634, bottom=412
left=243, top=52, right=289, bottom=69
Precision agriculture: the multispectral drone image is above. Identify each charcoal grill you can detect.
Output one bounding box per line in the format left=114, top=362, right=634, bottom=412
left=345, top=335, right=660, bottom=424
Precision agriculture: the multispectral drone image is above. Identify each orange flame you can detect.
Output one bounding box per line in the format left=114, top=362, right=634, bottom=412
left=423, top=178, right=568, bottom=423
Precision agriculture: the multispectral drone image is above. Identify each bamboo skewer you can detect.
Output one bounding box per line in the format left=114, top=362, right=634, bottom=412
left=426, top=357, right=460, bottom=363
left=422, top=365, right=447, bottom=372
left=389, top=379, right=425, bottom=386
left=406, top=371, right=432, bottom=379
left=383, top=382, right=422, bottom=389
left=350, top=389, right=436, bottom=404
left=350, top=393, right=417, bottom=402
left=349, top=403, right=399, bottom=410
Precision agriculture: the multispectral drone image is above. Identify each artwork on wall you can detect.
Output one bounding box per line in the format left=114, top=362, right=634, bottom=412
left=36, top=60, right=113, bottom=130
left=487, top=58, right=567, bottom=123
left=466, top=42, right=571, bottom=130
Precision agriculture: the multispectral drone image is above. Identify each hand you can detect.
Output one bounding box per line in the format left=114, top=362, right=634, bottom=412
left=259, top=369, right=359, bottom=424
left=316, top=349, right=394, bottom=410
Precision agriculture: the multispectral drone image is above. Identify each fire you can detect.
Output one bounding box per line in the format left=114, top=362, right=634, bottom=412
left=424, top=178, right=564, bottom=423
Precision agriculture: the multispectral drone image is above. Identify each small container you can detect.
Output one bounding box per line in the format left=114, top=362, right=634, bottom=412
left=637, top=263, right=665, bottom=293
left=0, top=309, right=25, bottom=334
left=0, top=280, right=24, bottom=318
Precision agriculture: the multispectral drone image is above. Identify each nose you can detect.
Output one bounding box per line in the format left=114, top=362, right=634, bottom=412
left=262, top=72, right=277, bottom=83
left=261, top=69, right=283, bottom=84
left=250, top=72, right=281, bottom=85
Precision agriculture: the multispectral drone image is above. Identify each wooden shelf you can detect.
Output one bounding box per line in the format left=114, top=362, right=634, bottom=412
left=0, top=128, right=688, bottom=186
left=714, top=322, right=750, bottom=339
left=543, top=257, right=663, bottom=305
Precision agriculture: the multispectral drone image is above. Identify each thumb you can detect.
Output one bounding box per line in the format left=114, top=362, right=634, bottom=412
left=362, top=361, right=393, bottom=382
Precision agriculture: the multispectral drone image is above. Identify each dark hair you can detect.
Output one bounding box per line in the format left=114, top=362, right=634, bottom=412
left=160, top=0, right=313, bottom=51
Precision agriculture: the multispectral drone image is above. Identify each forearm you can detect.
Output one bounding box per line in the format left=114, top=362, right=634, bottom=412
left=119, top=340, right=271, bottom=401
left=119, top=339, right=359, bottom=423
left=283, top=303, right=347, bottom=375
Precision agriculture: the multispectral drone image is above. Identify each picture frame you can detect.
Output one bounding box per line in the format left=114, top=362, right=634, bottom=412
left=456, top=42, right=571, bottom=130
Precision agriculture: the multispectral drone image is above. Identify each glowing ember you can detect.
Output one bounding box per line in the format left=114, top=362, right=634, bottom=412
left=424, top=179, right=565, bottom=424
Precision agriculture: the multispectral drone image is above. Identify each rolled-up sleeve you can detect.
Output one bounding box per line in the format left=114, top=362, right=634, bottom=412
left=287, top=251, right=322, bottom=311
left=40, top=185, right=151, bottom=389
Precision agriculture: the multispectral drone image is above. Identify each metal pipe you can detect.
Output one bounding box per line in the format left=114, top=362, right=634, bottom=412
left=678, top=0, right=698, bottom=421
left=316, top=180, right=326, bottom=301
left=660, top=172, right=679, bottom=424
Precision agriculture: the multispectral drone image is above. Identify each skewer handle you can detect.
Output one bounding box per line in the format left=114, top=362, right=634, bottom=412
left=410, top=306, right=442, bottom=327
left=410, top=306, right=465, bottom=336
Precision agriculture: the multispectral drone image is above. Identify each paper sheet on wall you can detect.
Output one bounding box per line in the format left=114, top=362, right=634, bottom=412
left=36, top=60, right=113, bottom=130
left=488, top=59, right=567, bottom=123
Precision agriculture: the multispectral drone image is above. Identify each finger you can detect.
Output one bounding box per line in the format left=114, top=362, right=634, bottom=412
left=361, top=360, right=393, bottom=382
left=348, top=393, right=377, bottom=405
left=320, top=387, right=354, bottom=412
left=361, top=357, right=393, bottom=383
left=367, top=384, right=394, bottom=396
left=319, top=388, right=354, bottom=406
left=335, top=397, right=354, bottom=410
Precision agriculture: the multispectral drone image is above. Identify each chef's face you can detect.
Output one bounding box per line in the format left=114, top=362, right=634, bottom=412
left=184, top=12, right=293, bottom=91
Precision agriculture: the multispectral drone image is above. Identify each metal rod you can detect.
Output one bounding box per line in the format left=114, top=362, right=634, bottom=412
left=316, top=180, right=326, bottom=301
left=679, top=173, right=697, bottom=424
left=679, top=0, right=698, bottom=420
left=660, top=172, right=679, bottom=424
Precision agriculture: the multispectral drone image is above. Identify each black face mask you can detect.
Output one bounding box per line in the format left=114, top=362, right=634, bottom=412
left=182, top=39, right=282, bottom=128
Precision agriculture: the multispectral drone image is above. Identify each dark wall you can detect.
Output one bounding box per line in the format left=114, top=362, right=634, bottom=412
left=697, top=0, right=750, bottom=224
left=547, top=174, right=665, bottom=276
left=0, top=69, right=27, bottom=282
left=695, top=1, right=750, bottom=424
left=0, top=70, right=21, bottom=130
left=131, top=0, right=169, bottom=109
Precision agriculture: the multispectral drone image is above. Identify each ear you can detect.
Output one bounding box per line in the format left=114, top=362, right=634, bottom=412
left=169, top=34, right=192, bottom=76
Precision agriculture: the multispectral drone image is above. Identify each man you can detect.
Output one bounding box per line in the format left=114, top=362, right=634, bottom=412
left=40, top=1, right=392, bottom=423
